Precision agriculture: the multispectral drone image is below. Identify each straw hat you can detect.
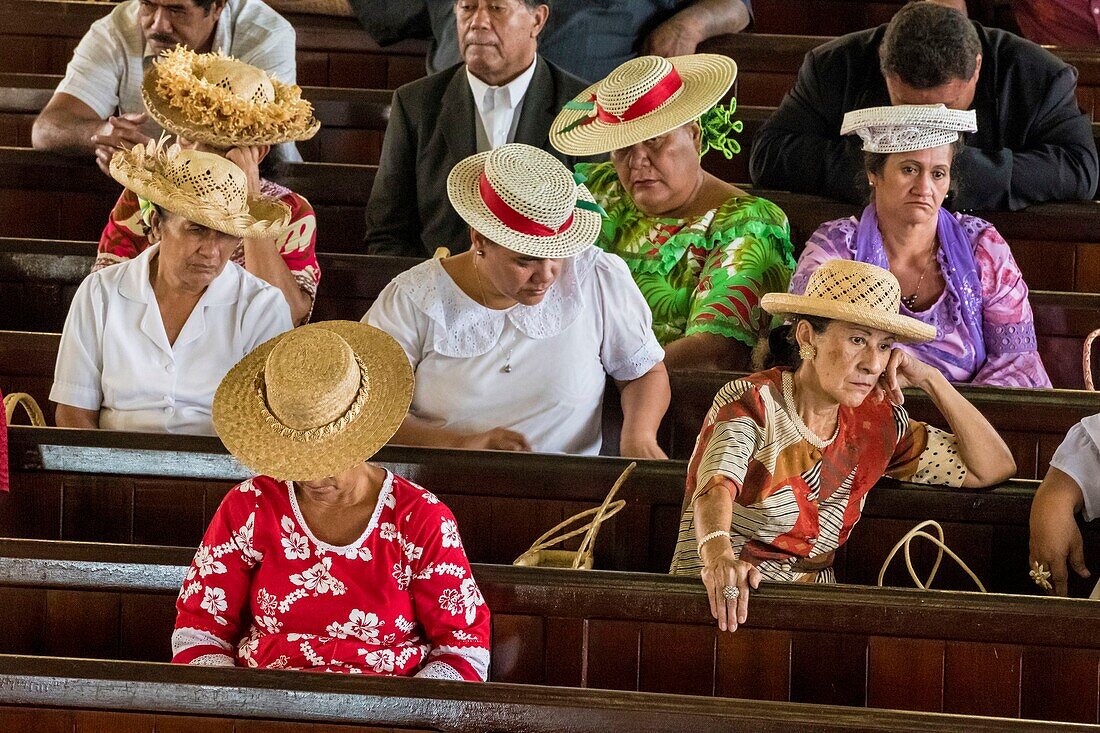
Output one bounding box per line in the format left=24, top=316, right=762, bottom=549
left=143, top=47, right=320, bottom=147
left=761, top=260, right=937, bottom=343
left=213, top=321, right=414, bottom=482
left=550, top=54, right=736, bottom=156
left=446, top=143, right=602, bottom=259
left=109, top=138, right=291, bottom=239
left=841, top=104, right=977, bottom=154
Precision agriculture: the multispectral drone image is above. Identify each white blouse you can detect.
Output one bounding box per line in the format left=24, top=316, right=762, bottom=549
left=50, top=245, right=293, bottom=435
left=1049, top=413, right=1100, bottom=522
left=365, top=247, right=664, bottom=455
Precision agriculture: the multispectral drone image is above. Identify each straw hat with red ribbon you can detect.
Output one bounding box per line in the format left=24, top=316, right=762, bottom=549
left=446, top=143, right=604, bottom=259
left=550, top=54, right=737, bottom=157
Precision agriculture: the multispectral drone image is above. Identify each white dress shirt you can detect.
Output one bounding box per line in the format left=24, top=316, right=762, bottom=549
left=365, top=247, right=664, bottom=455
left=465, top=57, right=538, bottom=150
left=51, top=245, right=293, bottom=435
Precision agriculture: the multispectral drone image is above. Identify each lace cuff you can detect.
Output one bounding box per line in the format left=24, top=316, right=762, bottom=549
left=417, top=660, right=465, bottom=681
left=984, top=321, right=1037, bottom=356
left=605, top=338, right=664, bottom=382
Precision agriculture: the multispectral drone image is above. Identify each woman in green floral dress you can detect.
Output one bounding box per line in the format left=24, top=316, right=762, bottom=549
left=551, top=54, right=796, bottom=370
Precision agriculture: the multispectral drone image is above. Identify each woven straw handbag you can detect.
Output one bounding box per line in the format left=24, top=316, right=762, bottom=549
left=513, top=462, right=635, bottom=570
left=1084, top=329, right=1100, bottom=390
left=878, top=520, right=986, bottom=592
left=3, top=392, right=46, bottom=427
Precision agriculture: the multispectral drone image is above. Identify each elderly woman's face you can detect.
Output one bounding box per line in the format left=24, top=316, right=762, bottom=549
left=150, top=209, right=240, bottom=291
left=476, top=236, right=563, bottom=306
left=800, top=320, right=896, bottom=408
left=870, top=145, right=952, bottom=226
left=610, top=123, right=702, bottom=217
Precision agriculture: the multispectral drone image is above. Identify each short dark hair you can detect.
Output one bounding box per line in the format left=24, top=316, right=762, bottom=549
left=879, top=2, right=980, bottom=88
left=860, top=138, right=965, bottom=203
left=765, top=316, right=833, bottom=369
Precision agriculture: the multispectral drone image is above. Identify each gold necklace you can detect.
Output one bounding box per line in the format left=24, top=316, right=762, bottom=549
left=472, top=257, right=517, bottom=374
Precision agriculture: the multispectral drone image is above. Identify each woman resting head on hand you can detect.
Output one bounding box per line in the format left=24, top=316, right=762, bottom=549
left=669, top=259, right=1016, bottom=632
left=172, top=321, right=491, bottom=679
left=366, top=143, right=670, bottom=459
left=551, top=54, right=796, bottom=372
left=792, top=104, right=1050, bottom=388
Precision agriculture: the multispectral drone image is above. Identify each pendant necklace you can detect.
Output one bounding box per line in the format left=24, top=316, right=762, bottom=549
left=900, top=239, right=939, bottom=311
left=473, top=257, right=517, bottom=374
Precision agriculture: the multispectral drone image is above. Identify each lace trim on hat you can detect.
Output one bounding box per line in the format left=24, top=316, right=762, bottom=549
left=392, top=247, right=600, bottom=358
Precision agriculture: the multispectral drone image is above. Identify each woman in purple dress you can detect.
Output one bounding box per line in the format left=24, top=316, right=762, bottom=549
left=791, top=105, right=1050, bottom=389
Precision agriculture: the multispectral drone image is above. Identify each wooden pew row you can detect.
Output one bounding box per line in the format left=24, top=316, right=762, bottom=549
left=748, top=0, right=1015, bottom=36
left=5, top=148, right=1100, bottom=294
left=0, top=72, right=394, bottom=164
left=3, top=329, right=1099, bottom=477
left=0, top=0, right=428, bottom=89
left=2, top=538, right=1100, bottom=723
left=6, top=426, right=1100, bottom=595
left=1, top=658, right=1078, bottom=733
left=702, top=33, right=1100, bottom=119
left=2, top=237, right=1098, bottom=389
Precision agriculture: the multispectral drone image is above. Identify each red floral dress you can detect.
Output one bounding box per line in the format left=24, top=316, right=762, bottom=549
left=95, top=182, right=321, bottom=317
left=172, top=472, right=491, bottom=681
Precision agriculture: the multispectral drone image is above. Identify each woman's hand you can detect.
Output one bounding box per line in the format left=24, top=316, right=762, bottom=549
left=1030, top=469, right=1090, bottom=596
left=226, top=146, right=265, bottom=196
left=620, top=434, right=668, bottom=460
left=455, top=427, right=532, bottom=452
left=700, top=540, right=761, bottom=632
left=878, top=347, right=940, bottom=404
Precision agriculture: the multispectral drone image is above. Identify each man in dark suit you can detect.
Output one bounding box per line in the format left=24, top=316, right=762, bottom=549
left=749, top=1, right=1098, bottom=211
left=365, top=0, right=594, bottom=257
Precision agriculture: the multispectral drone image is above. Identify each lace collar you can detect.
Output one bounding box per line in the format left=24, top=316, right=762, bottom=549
left=391, top=247, right=600, bottom=358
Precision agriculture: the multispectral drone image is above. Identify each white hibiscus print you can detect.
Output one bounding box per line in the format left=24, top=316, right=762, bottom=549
left=339, top=545, right=372, bottom=561
left=391, top=563, right=412, bottom=591
left=440, top=519, right=462, bottom=549
left=201, top=586, right=228, bottom=625
left=459, top=577, right=485, bottom=625
left=238, top=626, right=260, bottom=666
left=255, top=615, right=282, bottom=635
left=236, top=479, right=261, bottom=496
left=394, top=615, right=416, bottom=634
left=233, top=513, right=263, bottom=565
left=290, top=557, right=346, bottom=596
left=379, top=522, right=398, bottom=541
left=256, top=588, right=278, bottom=616
left=280, top=516, right=310, bottom=561
left=438, top=588, right=462, bottom=617
left=360, top=648, right=395, bottom=673
left=343, top=609, right=383, bottom=643
left=402, top=539, right=424, bottom=562
left=192, top=545, right=227, bottom=578
left=325, top=621, right=347, bottom=639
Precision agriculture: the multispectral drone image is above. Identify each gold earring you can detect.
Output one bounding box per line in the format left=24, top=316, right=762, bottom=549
left=799, top=343, right=816, bottom=362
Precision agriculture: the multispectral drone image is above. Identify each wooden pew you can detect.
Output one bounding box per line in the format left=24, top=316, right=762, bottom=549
left=2, top=538, right=1100, bottom=724
left=3, top=237, right=1098, bottom=389
left=6, top=426, right=1100, bottom=594
left=1, top=658, right=1079, bottom=733
left=701, top=33, right=1100, bottom=119
left=5, top=148, right=1100, bottom=291
left=0, top=0, right=428, bottom=89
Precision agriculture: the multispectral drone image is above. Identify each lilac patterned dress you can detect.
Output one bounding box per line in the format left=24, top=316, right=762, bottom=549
left=791, top=210, right=1051, bottom=388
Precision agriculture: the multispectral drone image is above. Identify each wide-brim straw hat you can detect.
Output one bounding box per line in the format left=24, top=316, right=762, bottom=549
left=109, top=138, right=291, bottom=239
left=213, top=321, right=414, bottom=482
left=550, top=54, right=736, bottom=156
left=762, top=260, right=937, bottom=343
left=143, top=47, right=320, bottom=147
left=447, top=143, right=602, bottom=259
left=841, top=104, right=977, bottom=153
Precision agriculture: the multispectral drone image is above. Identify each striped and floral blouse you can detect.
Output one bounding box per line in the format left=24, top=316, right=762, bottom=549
left=670, top=368, right=967, bottom=582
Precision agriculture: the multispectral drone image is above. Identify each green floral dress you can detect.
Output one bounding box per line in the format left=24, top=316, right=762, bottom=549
left=577, top=161, right=796, bottom=348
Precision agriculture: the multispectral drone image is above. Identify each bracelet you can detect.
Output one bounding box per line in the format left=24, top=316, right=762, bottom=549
left=698, top=530, right=731, bottom=550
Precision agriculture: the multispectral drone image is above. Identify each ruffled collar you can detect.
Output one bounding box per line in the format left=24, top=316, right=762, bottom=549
left=391, top=247, right=600, bottom=358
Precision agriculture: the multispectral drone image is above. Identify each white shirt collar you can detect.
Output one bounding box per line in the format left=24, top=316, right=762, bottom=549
left=466, top=55, right=538, bottom=116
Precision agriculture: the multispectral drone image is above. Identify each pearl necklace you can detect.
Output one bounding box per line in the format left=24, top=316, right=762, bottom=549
left=781, top=371, right=840, bottom=450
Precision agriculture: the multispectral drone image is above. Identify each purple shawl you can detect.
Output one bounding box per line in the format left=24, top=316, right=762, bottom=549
left=853, top=204, right=985, bottom=366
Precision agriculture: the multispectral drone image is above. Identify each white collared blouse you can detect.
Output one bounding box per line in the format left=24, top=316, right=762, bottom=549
left=50, top=245, right=293, bottom=435
left=364, top=247, right=664, bottom=455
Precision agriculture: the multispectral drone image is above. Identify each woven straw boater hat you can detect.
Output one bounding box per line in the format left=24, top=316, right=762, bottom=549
left=762, top=260, right=937, bottom=343
left=213, top=321, right=414, bottom=482
left=143, top=47, right=320, bottom=147
left=447, top=143, right=602, bottom=259
left=841, top=104, right=977, bottom=154
left=109, top=138, right=291, bottom=239
left=550, top=54, right=736, bottom=156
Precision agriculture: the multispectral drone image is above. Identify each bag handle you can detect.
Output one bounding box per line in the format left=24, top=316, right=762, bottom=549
left=1084, top=328, right=1100, bottom=390
left=877, top=520, right=986, bottom=593
left=3, top=392, right=46, bottom=427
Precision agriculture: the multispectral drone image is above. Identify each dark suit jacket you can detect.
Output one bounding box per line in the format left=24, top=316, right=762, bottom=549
left=748, top=22, right=1099, bottom=211
left=365, top=57, right=596, bottom=257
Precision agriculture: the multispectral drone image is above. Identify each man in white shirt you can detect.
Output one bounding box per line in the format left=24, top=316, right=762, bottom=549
left=32, top=0, right=298, bottom=174
left=365, top=0, right=597, bottom=258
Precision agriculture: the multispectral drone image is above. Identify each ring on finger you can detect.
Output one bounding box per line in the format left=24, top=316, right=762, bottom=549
left=1029, top=559, right=1053, bottom=591
left=722, top=585, right=740, bottom=601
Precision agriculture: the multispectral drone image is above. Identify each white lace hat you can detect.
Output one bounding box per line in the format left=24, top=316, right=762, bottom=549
left=549, top=54, right=736, bottom=156
left=841, top=104, right=977, bottom=153
left=446, top=143, right=602, bottom=259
